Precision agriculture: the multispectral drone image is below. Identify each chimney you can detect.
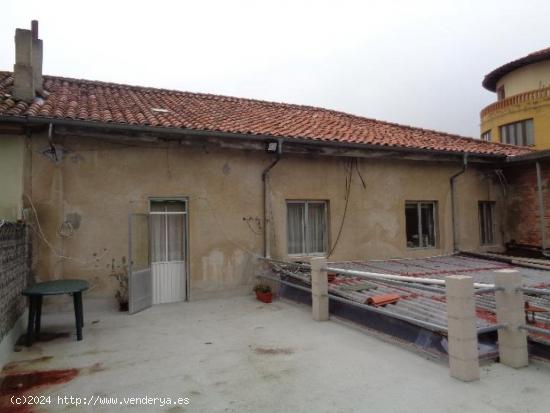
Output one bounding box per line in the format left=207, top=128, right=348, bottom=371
left=13, top=20, right=43, bottom=102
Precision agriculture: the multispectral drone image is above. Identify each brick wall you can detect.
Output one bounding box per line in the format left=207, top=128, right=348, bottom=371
left=504, top=161, right=550, bottom=247
left=0, top=223, right=30, bottom=341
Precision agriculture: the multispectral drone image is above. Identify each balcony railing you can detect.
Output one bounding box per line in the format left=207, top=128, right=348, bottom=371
left=481, top=85, right=550, bottom=118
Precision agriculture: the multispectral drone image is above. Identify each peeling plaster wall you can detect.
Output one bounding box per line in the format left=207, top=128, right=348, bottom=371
left=0, top=135, right=25, bottom=221
left=27, top=132, right=505, bottom=301
left=269, top=156, right=504, bottom=261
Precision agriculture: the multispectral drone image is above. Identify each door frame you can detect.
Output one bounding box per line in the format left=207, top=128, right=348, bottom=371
left=148, top=196, right=190, bottom=302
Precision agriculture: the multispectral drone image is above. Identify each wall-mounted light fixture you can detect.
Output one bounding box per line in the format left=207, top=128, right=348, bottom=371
left=266, top=141, right=278, bottom=153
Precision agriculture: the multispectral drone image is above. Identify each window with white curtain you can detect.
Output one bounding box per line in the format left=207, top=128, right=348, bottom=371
left=150, top=200, right=186, bottom=263
left=287, top=201, right=328, bottom=255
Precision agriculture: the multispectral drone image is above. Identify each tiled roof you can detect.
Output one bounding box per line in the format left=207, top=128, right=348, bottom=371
left=483, top=46, right=550, bottom=92
left=0, top=71, right=531, bottom=157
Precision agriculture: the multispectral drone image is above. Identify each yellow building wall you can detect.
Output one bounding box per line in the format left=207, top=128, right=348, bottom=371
left=480, top=95, right=550, bottom=150
left=497, top=60, right=550, bottom=97
left=0, top=135, right=25, bottom=221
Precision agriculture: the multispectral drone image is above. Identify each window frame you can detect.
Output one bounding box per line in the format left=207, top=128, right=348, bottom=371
left=497, top=85, right=505, bottom=101
left=478, top=201, right=496, bottom=246
left=481, top=130, right=492, bottom=142
left=405, top=201, right=438, bottom=249
left=148, top=199, right=187, bottom=263
left=286, top=200, right=329, bottom=256
left=499, top=119, right=534, bottom=146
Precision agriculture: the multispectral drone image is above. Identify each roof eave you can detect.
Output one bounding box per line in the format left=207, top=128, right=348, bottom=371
left=0, top=114, right=510, bottom=162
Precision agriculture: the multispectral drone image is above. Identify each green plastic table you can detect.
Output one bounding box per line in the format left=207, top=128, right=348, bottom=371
left=22, top=279, right=89, bottom=346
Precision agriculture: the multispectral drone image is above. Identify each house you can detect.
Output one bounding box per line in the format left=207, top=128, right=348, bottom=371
left=481, top=47, right=550, bottom=148
left=1, top=22, right=545, bottom=314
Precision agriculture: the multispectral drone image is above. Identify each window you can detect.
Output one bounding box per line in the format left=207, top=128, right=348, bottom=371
left=500, top=119, right=534, bottom=146
left=497, top=85, right=505, bottom=101
left=405, top=202, right=437, bottom=248
left=150, top=200, right=186, bottom=263
left=287, top=201, right=328, bottom=255
left=479, top=202, right=496, bottom=245
left=481, top=130, right=492, bottom=142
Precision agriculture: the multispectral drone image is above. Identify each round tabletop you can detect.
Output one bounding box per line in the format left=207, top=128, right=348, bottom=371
left=22, top=279, right=89, bottom=296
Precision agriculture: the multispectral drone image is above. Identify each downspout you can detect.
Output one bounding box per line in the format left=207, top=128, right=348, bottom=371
left=535, top=162, right=550, bottom=257
left=450, top=153, right=468, bottom=253
left=262, top=139, right=283, bottom=258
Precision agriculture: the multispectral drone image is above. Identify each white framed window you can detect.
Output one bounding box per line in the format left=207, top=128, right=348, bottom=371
left=479, top=201, right=496, bottom=245
left=287, top=200, right=328, bottom=255
left=149, top=200, right=186, bottom=263
left=405, top=201, right=437, bottom=248
left=500, top=119, right=534, bottom=146
left=481, top=130, right=492, bottom=142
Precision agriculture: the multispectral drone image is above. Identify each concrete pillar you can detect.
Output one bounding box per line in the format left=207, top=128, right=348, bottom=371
left=494, top=273, right=528, bottom=368
left=13, top=28, right=35, bottom=102
left=310, top=257, right=329, bottom=321
left=31, top=20, right=43, bottom=94
left=445, top=275, right=480, bottom=382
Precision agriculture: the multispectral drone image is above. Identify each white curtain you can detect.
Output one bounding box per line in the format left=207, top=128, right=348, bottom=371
left=167, top=214, right=185, bottom=261
left=151, top=201, right=185, bottom=262
left=287, top=203, right=305, bottom=254
left=151, top=214, right=166, bottom=263
left=307, top=203, right=326, bottom=254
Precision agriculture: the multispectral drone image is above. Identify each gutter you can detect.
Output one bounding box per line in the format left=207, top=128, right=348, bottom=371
left=262, top=139, right=283, bottom=258
left=450, top=153, right=469, bottom=252
left=0, top=115, right=506, bottom=162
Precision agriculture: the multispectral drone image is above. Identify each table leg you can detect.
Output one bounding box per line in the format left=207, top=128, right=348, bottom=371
left=35, top=295, right=43, bottom=336
left=73, top=292, right=83, bottom=341
left=26, top=296, right=36, bottom=347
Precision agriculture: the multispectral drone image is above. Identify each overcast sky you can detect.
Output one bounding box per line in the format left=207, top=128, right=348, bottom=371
left=2, top=1, right=549, bottom=137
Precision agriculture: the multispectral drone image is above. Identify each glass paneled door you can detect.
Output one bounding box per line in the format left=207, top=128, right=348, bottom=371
left=150, top=199, right=187, bottom=304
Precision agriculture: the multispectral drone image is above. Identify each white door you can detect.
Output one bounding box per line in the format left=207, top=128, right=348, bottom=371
left=150, top=200, right=187, bottom=304
left=128, top=213, right=152, bottom=314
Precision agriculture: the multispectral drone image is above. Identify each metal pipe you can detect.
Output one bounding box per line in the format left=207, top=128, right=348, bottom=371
left=257, top=273, right=313, bottom=294
left=474, top=287, right=503, bottom=295
left=325, top=266, right=494, bottom=288
left=327, top=293, right=448, bottom=333
left=535, top=162, right=550, bottom=258
left=520, top=324, right=550, bottom=336
left=258, top=273, right=448, bottom=333
left=477, top=323, right=506, bottom=335
left=262, top=139, right=282, bottom=258
left=520, top=286, right=550, bottom=296
left=450, top=153, right=468, bottom=252
left=371, top=278, right=447, bottom=295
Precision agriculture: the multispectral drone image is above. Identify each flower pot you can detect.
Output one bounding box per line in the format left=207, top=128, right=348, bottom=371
left=256, top=291, right=273, bottom=303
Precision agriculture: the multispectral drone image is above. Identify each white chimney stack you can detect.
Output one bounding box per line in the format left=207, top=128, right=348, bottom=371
left=13, top=20, right=43, bottom=102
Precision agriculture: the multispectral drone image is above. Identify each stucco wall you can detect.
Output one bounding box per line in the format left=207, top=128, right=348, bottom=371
left=26, top=132, right=505, bottom=301
left=0, top=135, right=25, bottom=221
left=497, top=60, right=550, bottom=97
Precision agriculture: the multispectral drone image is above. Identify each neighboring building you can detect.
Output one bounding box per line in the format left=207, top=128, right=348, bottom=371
left=1, top=22, right=546, bottom=312
left=481, top=47, right=550, bottom=149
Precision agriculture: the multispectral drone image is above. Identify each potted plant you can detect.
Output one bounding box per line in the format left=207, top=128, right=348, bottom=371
left=254, top=284, right=273, bottom=303
left=110, top=258, right=129, bottom=311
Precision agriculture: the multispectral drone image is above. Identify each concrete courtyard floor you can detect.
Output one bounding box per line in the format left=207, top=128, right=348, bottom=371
left=2, top=296, right=550, bottom=413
